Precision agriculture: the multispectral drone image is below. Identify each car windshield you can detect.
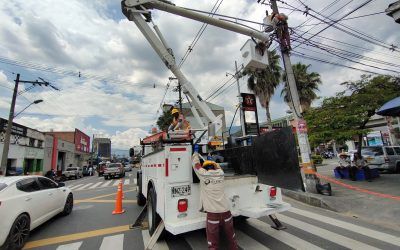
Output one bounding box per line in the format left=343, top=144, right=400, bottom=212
left=362, top=147, right=384, bottom=156
left=0, top=183, right=7, bottom=192
left=66, top=168, right=77, bottom=171
left=108, top=164, right=120, bottom=168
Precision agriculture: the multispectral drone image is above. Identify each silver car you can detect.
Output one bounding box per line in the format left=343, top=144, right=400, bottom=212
left=62, top=167, right=83, bottom=179
left=362, top=146, right=400, bottom=173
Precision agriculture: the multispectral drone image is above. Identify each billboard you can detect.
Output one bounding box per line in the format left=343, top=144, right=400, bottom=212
left=0, top=118, right=27, bottom=137
left=74, top=129, right=90, bottom=153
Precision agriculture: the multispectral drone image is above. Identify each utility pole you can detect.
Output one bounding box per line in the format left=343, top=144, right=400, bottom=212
left=0, top=74, right=58, bottom=176
left=234, top=61, right=247, bottom=145
left=270, top=0, right=320, bottom=193
left=0, top=74, right=20, bottom=176
left=177, top=81, right=183, bottom=112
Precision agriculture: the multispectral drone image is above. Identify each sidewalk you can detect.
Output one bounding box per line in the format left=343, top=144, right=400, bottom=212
left=283, top=158, right=400, bottom=231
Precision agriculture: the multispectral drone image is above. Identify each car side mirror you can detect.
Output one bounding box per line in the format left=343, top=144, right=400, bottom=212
left=58, top=182, right=66, bottom=187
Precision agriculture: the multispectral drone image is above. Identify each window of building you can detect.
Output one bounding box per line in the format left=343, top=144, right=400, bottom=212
left=29, top=138, right=35, bottom=147
left=37, top=140, right=43, bottom=148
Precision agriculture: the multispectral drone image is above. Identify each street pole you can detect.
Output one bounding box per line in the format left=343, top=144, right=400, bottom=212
left=270, top=0, right=320, bottom=193
left=0, top=74, right=20, bottom=176
left=235, top=61, right=247, bottom=144
left=178, top=81, right=183, bottom=112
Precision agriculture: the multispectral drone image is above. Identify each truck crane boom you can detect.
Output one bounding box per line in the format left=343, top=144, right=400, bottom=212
left=121, top=0, right=270, bottom=137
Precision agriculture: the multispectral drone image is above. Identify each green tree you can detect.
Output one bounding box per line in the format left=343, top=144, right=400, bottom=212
left=282, top=63, right=321, bottom=112
left=241, top=49, right=282, bottom=129
left=156, top=110, right=173, bottom=131
left=305, top=75, right=400, bottom=154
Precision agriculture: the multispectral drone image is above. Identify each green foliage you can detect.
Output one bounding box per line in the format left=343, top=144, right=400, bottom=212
left=282, top=63, right=321, bottom=112
left=311, top=154, right=323, bottom=165
left=240, top=49, right=282, bottom=124
left=305, top=75, right=400, bottom=150
left=156, top=110, right=173, bottom=131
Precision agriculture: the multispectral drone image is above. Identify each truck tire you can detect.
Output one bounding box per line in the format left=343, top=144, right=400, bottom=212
left=147, top=187, right=162, bottom=236
left=137, top=174, right=146, bottom=206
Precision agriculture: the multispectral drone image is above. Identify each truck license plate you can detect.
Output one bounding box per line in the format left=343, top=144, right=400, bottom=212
left=171, top=185, right=191, bottom=197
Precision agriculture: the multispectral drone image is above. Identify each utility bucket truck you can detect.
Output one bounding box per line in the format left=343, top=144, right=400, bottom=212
left=122, top=0, right=296, bottom=239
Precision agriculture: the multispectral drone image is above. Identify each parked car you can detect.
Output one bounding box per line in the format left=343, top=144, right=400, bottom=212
left=104, top=163, right=125, bottom=180
left=0, top=176, right=73, bottom=249
left=97, top=162, right=106, bottom=177
left=124, top=164, right=132, bottom=172
left=62, top=167, right=83, bottom=179
left=362, top=146, right=400, bottom=172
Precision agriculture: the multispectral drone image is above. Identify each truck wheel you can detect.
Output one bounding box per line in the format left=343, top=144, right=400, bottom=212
left=137, top=174, right=146, bottom=206
left=147, top=188, right=162, bottom=236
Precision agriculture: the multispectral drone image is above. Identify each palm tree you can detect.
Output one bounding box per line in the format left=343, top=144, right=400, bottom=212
left=281, top=63, right=321, bottom=112
left=241, top=49, right=282, bottom=129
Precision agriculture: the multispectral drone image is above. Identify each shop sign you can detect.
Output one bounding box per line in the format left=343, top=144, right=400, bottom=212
left=75, top=129, right=90, bottom=153
left=0, top=118, right=27, bottom=136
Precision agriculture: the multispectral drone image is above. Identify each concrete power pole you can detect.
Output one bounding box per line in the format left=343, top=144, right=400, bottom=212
left=0, top=74, right=20, bottom=176
left=270, top=0, right=320, bottom=193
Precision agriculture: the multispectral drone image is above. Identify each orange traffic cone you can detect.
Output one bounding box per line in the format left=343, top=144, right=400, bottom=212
left=112, top=183, right=125, bottom=215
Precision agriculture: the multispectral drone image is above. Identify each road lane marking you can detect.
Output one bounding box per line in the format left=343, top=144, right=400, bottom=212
left=113, top=180, right=120, bottom=186
left=75, top=183, right=93, bottom=191
left=124, top=179, right=130, bottom=185
left=278, top=214, right=380, bottom=250
left=142, top=230, right=169, bottom=250
left=99, top=234, right=124, bottom=250
left=235, top=229, right=270, bottom=250
left=55, top=241, right=82, bottom=250
left=88, top=182, right=103, bottom=189
left=289, top=207, right=400, bottom=246
left=23, top=225, right=130, bottom=249
left=69, top=184, right=84, bottom=190
left=74, top=199, right=136, bottom=204
left=100, top=181, right=112, bottom=188
left=74, top=189, right=135, bottom=204
left=247, top=218, right=321, bottom=250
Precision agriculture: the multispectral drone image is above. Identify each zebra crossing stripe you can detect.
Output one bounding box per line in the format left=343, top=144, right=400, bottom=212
left=142, top=230, right=169, bottom=250
left=69, top=184, right=84, bottom=190
left=124, top=179, right=130, bottom=185
left=278, top=214, right=380, bottom=250
left=75, top=183, right=93, bottom=191
left=247, top=218, right=322, bottom=250
left=100, top=181, right=112, bottom=188
left=88, top=182, right=103, bottom=189
left=113, top=180, right=120, bottom=186
left=235, top=229, right=270, bottom=250
left=56, top=241, right=82, bottom=250
left=99, top=234, right=124, bottom=250
left=134, top=178, right=137, bottom=185
left=289, top=207, right=400, bottom=246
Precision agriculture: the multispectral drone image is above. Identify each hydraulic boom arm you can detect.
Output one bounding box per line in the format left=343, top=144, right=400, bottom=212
left=121, top=0, right=269, bottom=136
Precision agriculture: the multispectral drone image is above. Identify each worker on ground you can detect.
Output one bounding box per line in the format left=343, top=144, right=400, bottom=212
left=192, top=145, right=238, bottom=250
left=168, top=108, right=190, bottom=131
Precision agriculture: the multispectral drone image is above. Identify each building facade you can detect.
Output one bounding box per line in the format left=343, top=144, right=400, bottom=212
left=93, top=137, right=111, bottom=160
left=0, top=118, right=45, bottom=175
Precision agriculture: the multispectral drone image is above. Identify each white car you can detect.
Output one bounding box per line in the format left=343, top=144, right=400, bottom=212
left=0, top=176, right=73, bottom=249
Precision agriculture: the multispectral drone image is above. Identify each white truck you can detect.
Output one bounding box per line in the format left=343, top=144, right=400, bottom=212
left=121, top=0, right=291, bottom=241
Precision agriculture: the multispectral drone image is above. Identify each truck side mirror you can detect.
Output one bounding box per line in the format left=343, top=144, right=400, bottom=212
left=129, top=148, right=135, bottom=157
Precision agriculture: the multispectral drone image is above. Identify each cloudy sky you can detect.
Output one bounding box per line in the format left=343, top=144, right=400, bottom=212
left=0, top=0, right=399, bottom=149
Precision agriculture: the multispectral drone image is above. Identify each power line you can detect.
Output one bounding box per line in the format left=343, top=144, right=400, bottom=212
left=178, top=0, right=224, bottom=68
left=299, top=11, right=385, bottom=27
left=205, top=75, right=235, bottom=101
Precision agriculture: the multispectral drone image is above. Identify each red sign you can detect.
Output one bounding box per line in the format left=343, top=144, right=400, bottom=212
left=75, top=129, right=90, bottom=153
left=241, top=93, right=257, bottom=111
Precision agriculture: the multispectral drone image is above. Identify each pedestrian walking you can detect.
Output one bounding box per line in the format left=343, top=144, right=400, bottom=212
left=192, top=146, right=238, bottom=250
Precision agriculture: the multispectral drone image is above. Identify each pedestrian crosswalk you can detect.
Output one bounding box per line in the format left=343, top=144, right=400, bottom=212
left=47, top=206, right=400, bottom=250
left=67, top=179, right=136, bottom=191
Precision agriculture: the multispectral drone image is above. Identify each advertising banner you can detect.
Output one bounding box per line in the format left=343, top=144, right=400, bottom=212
left=0, top=118, right=27, bottom=136
left=74, top=129, right=90, bottom=153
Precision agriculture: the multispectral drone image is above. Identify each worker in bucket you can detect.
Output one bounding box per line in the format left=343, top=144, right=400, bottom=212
left=192, top=145, right=238, bottom=250
left=168, top=108, right=190, bottom=131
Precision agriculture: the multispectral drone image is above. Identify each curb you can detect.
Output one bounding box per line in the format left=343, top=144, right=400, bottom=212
left=282, top=189, right=337, bottom=212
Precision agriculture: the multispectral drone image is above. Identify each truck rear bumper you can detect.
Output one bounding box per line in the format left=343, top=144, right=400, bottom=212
left=164, top=202, right=290, bottom=235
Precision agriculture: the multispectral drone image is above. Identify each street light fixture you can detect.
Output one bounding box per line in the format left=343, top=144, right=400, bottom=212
left=14, top=99, right=43, bottom=118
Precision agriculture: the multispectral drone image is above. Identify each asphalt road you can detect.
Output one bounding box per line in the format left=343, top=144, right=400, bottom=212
left=24, top=169, right=400, bottom=250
